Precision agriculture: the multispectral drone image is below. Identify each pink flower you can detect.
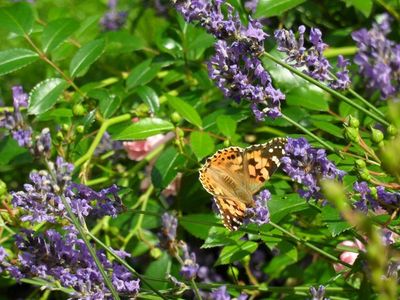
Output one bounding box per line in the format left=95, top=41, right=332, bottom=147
left=123, top=132, right=174, bottom=161
left=333, top=239, right=365, bottom=273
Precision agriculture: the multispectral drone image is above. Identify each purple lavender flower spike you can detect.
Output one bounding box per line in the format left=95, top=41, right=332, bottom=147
left=208, top=40, right=284, bottom=120
left=0, top=86, right=33, bottom=148
left=180, top=244, right=199, bottom=280
left=275, top=26, right=351, bottom=89
left=5, top=228, right=140, bottom=298
left=159, top=212, right=179, bottom=252
left=281, top=138, right=345, bottom=201
left=330, top=55, right=351, bottom=90
left=245, top=189, right=271, bottom=226
left=352, top=14, right=400, bottom=99
left=210, top=285, right=231, bottom=300
left=353, top=181, right=400, bottom=214
left=12, top=157, right=123, bottom=223
left=174, top=0, right=284, bottom=120
left=310, top=285, right=328, bottom=300
left=12, top=86, right=28, bottom=109
left=100, top=0, right=128, bottom=31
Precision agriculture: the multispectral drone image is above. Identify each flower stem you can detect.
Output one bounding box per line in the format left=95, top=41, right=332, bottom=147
left=269, top=221, right=352, bottom=268
left=327, top=70, right=386, bottom=120
left=122, top=185, right=154, bottom=250
left=24, top=34, right=85, bottom=98
left=280, top=113, right=341, bottom=156
left=87, top=231, right=168, bottom=299
left=44, top=160, right=121, bottom=300
left=263, top=52, right=390, bottom=126
left=74, top=114, right=131, bottom=168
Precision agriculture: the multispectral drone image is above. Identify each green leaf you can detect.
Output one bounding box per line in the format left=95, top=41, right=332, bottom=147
left=0, top=137, right=27, bottom=166
left=112, top=118, right=174, bottom=140
left=286, top=86, right=329, bottom=111
left=190, top=131, right=214, bottom=161
left=136, top=86, right=160, bottom=113
left=344, top=0, right=373, bottom=17
left=88, top=89, right=121, bottom=119
left=216, top=241, right=258, bottom=265
left=264, top=241, right=298, bottom=278
left=269, top=193, right=310, bottom=223
left=321, top=205, right=353, bottom=237
left=0, top=3, right=34, bottom=35
left=216, top=115, right=237, bottom=137
left=167, top=95, right=202, bottom=128
left=104, top=31, right=145, bottom=55
left=0, top=48, right=38, bottom=76
left=42, top=18, right=79, bottom=53
left=69, top=39, right=105, bottom=77
left=180, top=214, right=219, bottom=240
left=255, top=0, right=306, bottom=18
left=126, top=59, right=162, bottom=90
left=311, top=120, right=343, bottom=138
left=151, top=147, right=185, bottom=191
left=144, top=252, right=171, bottom=290
left=202, top=226, right=245, bottom=248
left=28, top=78, right=68, bottom=115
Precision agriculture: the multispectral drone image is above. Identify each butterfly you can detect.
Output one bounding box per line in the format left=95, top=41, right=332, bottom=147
left=199, top=137, right=288, bottom=231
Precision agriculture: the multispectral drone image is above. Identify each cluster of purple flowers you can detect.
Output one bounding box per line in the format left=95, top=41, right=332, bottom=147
left=281, top=138, right=345, bottom=201
left=0, top=86, right=32, bottom=148
left=174, top=0, right=285, bottom=120
left=159, top=213, right=199, bottom=280
left=12, top=156, right=123, bottom=223
left=100, top=0, right=128, bottom=31
left=245, top=189, right=271, bottom=225
left=274, top=26, right=351, bottom=90
left=352, top=14, right=400, bottom=99
left=0, top=86, right=52, bottom=157
left=0, top=227, right=139, bottom=299
left=353, top=181, right=400, bottom=214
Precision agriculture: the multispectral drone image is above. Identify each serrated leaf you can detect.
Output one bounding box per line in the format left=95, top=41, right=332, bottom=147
left=167, top=95, right=202, bottom=128
left=28, top=78, right=68, bottom=115
left=42, top=18, right=79, bottom=52
left=112, top=118, right=174, bottom=140
left=136, top=86, right=160, bottom=113
left=151, top=147, right=185, bottom=191
left=88, top=89, right=121, bottom=119
left=69, top=39, right=105, bottom=77
left=0, top=48, right=38, bottom=76
left=202, top=226, right=245, bottom=248
left=216, top=115, right=237, bottom=137
left=0, top=3, right=34, bottom=35
left=255, top=0, right=306, bottom=18
left=190, top=131, right=214, bottom=160
left=180, top=214, right=219, bottom=239
left=216, top=241, right=258, bottom=265
left=321, top=205, right=353, bottom=237
left=126, top=59, right=162, bottom=90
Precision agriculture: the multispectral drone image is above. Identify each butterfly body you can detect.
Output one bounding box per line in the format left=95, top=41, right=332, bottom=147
left=199, top=137, right=287, bottom=231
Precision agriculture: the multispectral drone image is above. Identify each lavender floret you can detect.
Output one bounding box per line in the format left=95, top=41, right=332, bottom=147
left=281, top=138, right=345, bottom=201
left=352, top=14, right=400, bottom=99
